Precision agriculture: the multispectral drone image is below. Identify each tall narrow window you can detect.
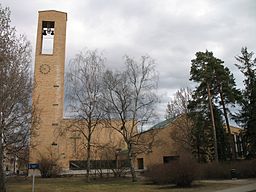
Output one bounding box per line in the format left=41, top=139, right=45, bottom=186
left=42, top=21, right=55, bottom=54
left=137, top=158, right=144, bottom=169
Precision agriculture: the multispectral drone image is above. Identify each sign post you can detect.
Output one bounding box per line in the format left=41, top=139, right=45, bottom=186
left=28, top=163, right=40, bottom=192
left=32, top=169, right=35, bottom=192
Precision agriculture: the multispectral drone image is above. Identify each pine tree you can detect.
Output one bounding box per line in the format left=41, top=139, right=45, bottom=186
left=189, top=50, right=239, bottom=161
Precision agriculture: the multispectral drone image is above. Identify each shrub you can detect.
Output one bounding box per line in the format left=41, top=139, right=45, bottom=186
left=170, top=155, right=198, bottom=187
left=198, top=159, right=256, bottom=179
left=233, top=160, right=256, bottom=178
left=38, top=157, right=62, bottom=178
left=144, top=154, right=198, bottom=187
left=198, top=162, right=231, bottom=179
left=144, top=164, right=172, bottom=184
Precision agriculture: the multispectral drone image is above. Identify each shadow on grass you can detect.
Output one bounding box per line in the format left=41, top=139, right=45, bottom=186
left=6, top=175, right=134, bottom=185
left=157, top=184, right=204, bottom=190
left=142, top=180, right=206, bottom=190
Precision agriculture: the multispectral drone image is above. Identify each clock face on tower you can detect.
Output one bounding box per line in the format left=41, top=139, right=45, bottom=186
left=40, top=64, right=51, bottom=74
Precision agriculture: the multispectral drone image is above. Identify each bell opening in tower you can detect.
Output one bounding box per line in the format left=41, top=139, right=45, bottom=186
left=41, top=21, right=55, bottom=54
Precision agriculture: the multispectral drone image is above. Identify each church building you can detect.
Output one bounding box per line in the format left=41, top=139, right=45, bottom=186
left=29, top=10, right=244, bottom=175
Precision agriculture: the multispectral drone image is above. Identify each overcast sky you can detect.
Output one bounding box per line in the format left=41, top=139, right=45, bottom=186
left=2, top=0, right=256, bottom=121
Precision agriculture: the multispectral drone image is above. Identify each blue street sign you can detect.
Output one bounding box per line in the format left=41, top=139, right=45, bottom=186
left=28, top=163, right=40, bottom=169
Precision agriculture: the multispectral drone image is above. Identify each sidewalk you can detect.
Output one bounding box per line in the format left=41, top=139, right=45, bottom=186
left=215, top=182, right=256, bottom=192
left=213, top=179, right=256, bottom=192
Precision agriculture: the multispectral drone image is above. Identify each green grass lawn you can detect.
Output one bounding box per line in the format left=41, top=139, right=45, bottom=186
left=6, top=176, right=246, bottom=192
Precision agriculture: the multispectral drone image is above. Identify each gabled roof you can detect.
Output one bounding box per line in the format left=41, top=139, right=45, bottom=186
left=138, top=117, right=177, bottom=136
left=151, top=117, right=175, bottom=129
left=147, top=114, right=242, bottom=135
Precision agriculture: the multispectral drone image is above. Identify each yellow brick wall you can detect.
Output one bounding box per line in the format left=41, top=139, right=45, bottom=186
left=30, top=10, right=68, bottom=167
left=135, top=124, right=178, bottom=170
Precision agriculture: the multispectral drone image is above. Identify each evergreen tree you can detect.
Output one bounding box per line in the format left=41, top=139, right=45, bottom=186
left=214, top=107, right=229, bottom=161
left=189, top=110, right=215, bottom=162
left=189, top=50, right=239, bottom=161
left=235, top=47, right=256, bottom=159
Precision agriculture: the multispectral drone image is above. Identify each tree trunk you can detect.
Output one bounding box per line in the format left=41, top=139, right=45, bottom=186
left=218, top=84, right=236, bottom=160
left=207, top=83, right=219, bottom=162
left=86, top=140, right=91, bottom=182
left=128, top=146, right=137, bottom=182
left=0, top=126, right=6, bottom=192
left=197, top=141, right=200, bottom=163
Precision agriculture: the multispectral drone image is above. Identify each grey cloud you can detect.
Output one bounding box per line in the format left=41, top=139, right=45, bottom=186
left=1, top=0, right=256, bottom=121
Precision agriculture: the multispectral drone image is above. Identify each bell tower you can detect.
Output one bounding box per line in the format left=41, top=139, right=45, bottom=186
left=30, top=11, right=67, bottom=165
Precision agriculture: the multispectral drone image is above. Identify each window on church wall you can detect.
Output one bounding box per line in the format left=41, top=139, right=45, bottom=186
left=41, top=21, right=55, bottom=54
left=234, top=134, right=238, bottom=152
left=163, top=156, right=179, bottom=164
left=137, top=158, right=144, bottom=169
left=239, top=136, right=243, bottom=152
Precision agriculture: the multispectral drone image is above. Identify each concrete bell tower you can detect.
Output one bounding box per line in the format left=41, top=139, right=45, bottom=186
left=30, top=10, right=67, bottom=165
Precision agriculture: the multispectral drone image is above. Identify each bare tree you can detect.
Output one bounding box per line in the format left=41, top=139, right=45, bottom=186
left=166, top=87, right=191, bottom=119
left=170, top=115, right=194, bottom=152
left=166, top=88, right=194, bottom=152
left=102, top=55, right=159, bottom=182
left=65, top=49, right=105, bottom=182
left=0, top=5, right=40, bottom=192
left=93, top=141, right=128, bottom=178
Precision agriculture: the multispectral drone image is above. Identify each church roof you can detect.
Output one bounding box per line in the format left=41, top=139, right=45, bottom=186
left=150, top=117, right=175, bottom=129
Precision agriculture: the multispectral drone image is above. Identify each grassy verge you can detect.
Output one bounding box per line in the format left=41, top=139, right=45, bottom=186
left=6, top=176, right=248, bottom=192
